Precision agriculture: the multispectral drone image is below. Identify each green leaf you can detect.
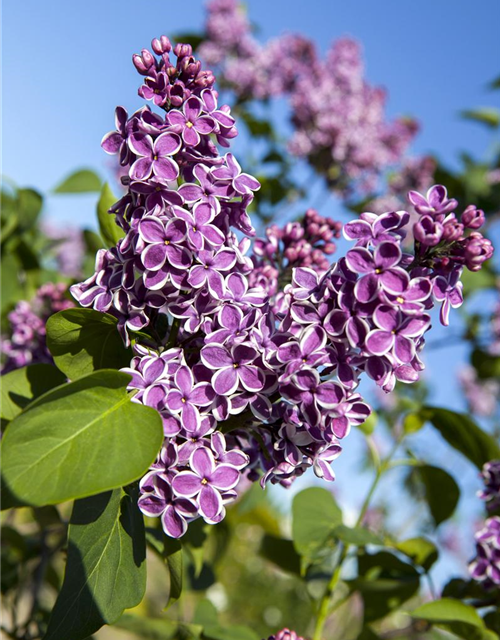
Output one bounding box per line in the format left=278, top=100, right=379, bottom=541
left=421, top=407, right=500, bottom=469
left=461, top=261, right=497, bottom=294
left=97, top=183, right=125, bottom=248
left=53, top=169, right=101, bottom=193
left=83, top=228, right=105, bottom=254
left=471, top=349, right=500, bottom=379
left=115, top=613, right=179, bottom=639
left=460, top=108, right=500, bottom=129
left=193, top=599, right=219, bottom=627
left=354, top=551, right=420, bottom=623
left=17, top=188, right=43, bottom=230
left=163, top=537, right=183, bottom=610
left=202, top=625, right=260, bottom=640
left=1, top=370, right=163, bottom=506
left=43, top=488, right=146, bottom=640
left=411, top=598, right=499, bottom=640
left=292, top=487, right=342, bottom=563
left=415, top=464, right=460, bottom=526
left=1, top=364, right=66, bottom=422
left=356, top=411, right=377, bottom=435
left=332, top=525, right=383, bottom=546
left=46, top=309, right=132, bottom=380
left=396, top=537, right=438, bottom=572
left=403, top=412, right=425, bottom=434
left=259, top=534, right=301, bottom=575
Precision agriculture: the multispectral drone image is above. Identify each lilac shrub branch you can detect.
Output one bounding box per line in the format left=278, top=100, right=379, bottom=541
left=70, top=36, right=494, bottom=545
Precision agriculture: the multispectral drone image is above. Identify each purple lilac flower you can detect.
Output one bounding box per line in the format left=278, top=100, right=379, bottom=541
left=479, top=461, right=500, bottom=512
left=469, top=517, right=500, bottom=589
left=1, top=283, right=74, bottom=374
left=72, top=36, right=494, bottom=538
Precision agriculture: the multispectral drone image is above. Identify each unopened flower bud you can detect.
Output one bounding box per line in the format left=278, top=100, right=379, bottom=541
left=174, top=43, right=193, bottom=58
left=413, top=216, right=443, bottom=246
left=461, top=205, right=485, bottom=230
left=442, top=218, right=464, bottom=242
left=152, top=35, right=172, bottom=55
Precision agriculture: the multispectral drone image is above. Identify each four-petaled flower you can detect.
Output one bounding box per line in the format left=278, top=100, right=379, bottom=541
left=129, top=132, right=181, bottom=182
left=172, top=447, right=240, bottom=521
left=167, top=96, right=215, bottom=146
left=201, top=343, right=264, bottom=395
left=166, top=365, right=215, bottom=432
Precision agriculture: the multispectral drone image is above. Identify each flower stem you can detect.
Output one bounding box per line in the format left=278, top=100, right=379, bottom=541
left=312, top=434, right=404, bottom=640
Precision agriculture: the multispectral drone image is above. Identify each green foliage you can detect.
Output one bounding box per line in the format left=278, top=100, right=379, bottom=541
left=259, top=534, right=302, bottom=575
left=46, top=308, right=132, bottom=379
left=471, top=348, right=500, bottom=379
left=421, top=406, right=500, bottom=468
left=353, top=551, right=420, bottom=623
left=0, top=364, right=66, bottom=423
left=97, top=182, right=125, bottom=247
left=1, top=370, right=163, bottom=507
left=460, top=107, right=500, bottom=128
left=395, top=537, right=438, bottom=572
left=411, top=598, right=499, bottom=640
left=415, top=464, right=460, bottom=526
left=53, top=168, right=101, bottom=193
left=164, top=536, right=183, bottom=610
left=331, top=525, right=383, bottom=546
left=292, top=487, right=343, bottom=564
left=44, top=487, right=146, bottom=640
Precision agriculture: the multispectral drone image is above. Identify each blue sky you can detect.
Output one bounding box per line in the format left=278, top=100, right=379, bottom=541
left=3, top=0, right=500, bottom=587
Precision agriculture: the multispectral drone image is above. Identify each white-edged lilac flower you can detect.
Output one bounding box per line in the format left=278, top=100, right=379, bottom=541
left=172, top=446, right=240, bottom=521
left=365, top=305, right=430, bottom=364
left=167, top=96, right=215, bottom=146
left=212, top=153, right=261, bottom=195
left=179, top=163, right=233, bottom=207
left=432, top=270, right=464, bottom=326
left=166, top=365, right=215, bottom=432
left=101, top=106, right=131, bottom=166
left=139, top=216, right=191, bottom=270
left=479, top=461, right=500, bottom=512
left=201, top=343, right=264, bottom=395
left=346, top=241, right=409, bottom=303
left=188, top=248, right=237, bottom=297
left=129, top=132, right=181, bottom=182
left=469, top=517, right=500, bottom=589
left=277, top=325, right=328, bottom=375
left=138, top=470, right=198, bottom=538
left=173, top=202, right=225, bottom=250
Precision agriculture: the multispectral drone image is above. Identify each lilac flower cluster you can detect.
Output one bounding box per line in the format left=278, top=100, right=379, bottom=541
left=264, top=629, right=306, bottom=640
left=199, top=0, right=316, bottom=100
left=288, top=39, right=418, bottom=195
left=72, top=35, right=493, bottom=538
left=42, top=221, right=85, bottom=278
left=469, top=517, right=500, bottom=589
left=200, top=0, right=415, bottom=195
left=1, top=283, right=73, bottom=374
left=479, top=461, right=500, bottom=512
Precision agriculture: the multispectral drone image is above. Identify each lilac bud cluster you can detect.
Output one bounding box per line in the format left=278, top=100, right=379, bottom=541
left=1, top=283, right=73, bottom=374
left=408, top=186, right=492, bottom=273
left=251, top=209, right=342, bottom=298
left=264, top=629, right=306, bottom=640
left=72, top=37, right=494, bottom=538
left=200, top=1, right=415, bottom=195
left=478, top=461, right=500, bottom=512
left=469, top=516, right=500, bottom=589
